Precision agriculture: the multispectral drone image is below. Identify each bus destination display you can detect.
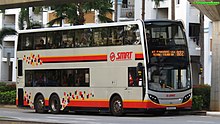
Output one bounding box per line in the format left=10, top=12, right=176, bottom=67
left=151, top=50, right=185, bottom=57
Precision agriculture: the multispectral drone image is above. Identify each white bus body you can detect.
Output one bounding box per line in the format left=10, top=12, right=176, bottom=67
left=16, top=20, right=192, bottom=115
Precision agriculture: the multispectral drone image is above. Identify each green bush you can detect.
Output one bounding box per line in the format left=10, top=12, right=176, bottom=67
left=0, top=82, right=16, bottom=105
left=0, top=82, right=6, bottom=86
left=0, top=90, right=16, bottom=104
left=193, top=85, right=210, bottom=110
left=0, top=82, right=16, bottom=92
left=192, top=95, right=203, bottom=110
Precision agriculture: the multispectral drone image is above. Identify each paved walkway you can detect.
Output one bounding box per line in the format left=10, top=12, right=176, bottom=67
left=0, top=105, right=17, bottom=109
left=207, top=111, right=220, bottom=116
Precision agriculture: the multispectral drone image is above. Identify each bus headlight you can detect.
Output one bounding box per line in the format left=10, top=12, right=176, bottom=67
left=182, top=93, right=191, bottom=103
left=148, top=94, right=160, bottom=104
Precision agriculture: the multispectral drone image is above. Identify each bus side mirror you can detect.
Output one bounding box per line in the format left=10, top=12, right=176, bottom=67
left=137, top=62, right=144, bottom=73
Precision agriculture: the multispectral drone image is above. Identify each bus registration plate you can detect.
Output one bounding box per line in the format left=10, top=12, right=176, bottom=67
left=166, top=107, right=176, bottom=110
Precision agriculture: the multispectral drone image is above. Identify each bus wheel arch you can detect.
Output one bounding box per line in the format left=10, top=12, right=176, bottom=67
left=34, top=93, right=48, bottom=113
left=109, top=94, right=124, bottom=116
left=49, top=93, right=61, bottom=114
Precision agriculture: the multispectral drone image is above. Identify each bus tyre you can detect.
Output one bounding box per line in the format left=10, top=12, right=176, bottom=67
left=110, top=96, right=123, bottom=116
left=35, top=95, right=47, bottom=113
left=49, top=95, right=61, bottom=114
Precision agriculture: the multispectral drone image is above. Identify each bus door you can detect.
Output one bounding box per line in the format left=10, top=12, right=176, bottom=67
left=126, top=63, right=145, bottom=101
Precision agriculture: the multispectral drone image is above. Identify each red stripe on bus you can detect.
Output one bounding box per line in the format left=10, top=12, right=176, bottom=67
left=178, top=99, right=192, bottom=108
left=123, top=101, right=147, bottom=108
left=64, top=100, right=192, bottom=109
left=41, top=55, right=107, bottom=63
left=16, top=99, right=18, bottom=106
left=135, top=53, right=144, bottom=60
left=67, top=100, right=109, bottom=108
left=23, top=99, right=191, bottom=109
left=66, top=101, right=147, bottom=108
left=45, top=100, right=49, bottom=106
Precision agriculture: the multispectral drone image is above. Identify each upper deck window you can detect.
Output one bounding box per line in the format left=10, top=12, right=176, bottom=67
left=18, top=34, right=34, bottom=50
left=145, top=21, right=189, bottom=64
left=17, top=24, right=141, bottom=51
left=146, top=22, right=186, bottom=47
left=35, top=32, right=46, bottom=49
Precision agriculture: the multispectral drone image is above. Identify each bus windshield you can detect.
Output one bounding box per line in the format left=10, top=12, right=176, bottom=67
left=145, top=20, right=191, bottom=92
left=148, top=64, right=191, bottom=92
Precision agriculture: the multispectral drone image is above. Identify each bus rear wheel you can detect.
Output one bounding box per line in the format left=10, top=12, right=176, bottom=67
left=49, top=95, right=61, bottom=114
left=35, top=95, right=47, bottom=113
left=110, top=96, right=123, bottom=116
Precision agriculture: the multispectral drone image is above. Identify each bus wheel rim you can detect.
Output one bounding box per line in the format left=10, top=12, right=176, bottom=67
left=51, top=99, right=58, bottom=111
left=37, top=99, right=44, bottom=110
left=113, top=100, right=122, bottom=113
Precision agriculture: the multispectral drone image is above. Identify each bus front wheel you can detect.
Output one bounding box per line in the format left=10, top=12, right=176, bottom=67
left=110, top=96, right=123, bottom=116
left=49, top=95, right=61, bottom=114
left=35, top=95, right=47, bottom=113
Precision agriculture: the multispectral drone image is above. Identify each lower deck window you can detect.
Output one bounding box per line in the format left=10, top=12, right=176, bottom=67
left=128, top=67, right=144, bottom=87
left=25, top=69, right=90, bottom=87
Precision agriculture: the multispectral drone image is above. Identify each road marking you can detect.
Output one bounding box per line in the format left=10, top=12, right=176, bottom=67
left=187, top=120, right=215, bottom=124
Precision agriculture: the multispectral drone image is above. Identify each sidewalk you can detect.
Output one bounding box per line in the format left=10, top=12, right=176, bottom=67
left=191, top=111, right=220, bottom=116
left=206, top=111, right=220, bottom=116
left=0, top=105, right=17, bottom=109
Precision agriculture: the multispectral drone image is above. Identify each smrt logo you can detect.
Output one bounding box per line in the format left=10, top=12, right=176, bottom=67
left=166, top=94, right=176, bottom=97
left=110, top=51, right=133, bottom=62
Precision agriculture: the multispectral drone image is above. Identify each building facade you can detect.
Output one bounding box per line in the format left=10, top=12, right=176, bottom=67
left=0, top=9, right=19, bottom=82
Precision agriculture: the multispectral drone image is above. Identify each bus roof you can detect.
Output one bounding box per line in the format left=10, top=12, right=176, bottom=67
left=144, top=19, right=182, bottom=23
left=144, top=19, right=184, bottom=27
left=18, top=20, right=143, bottom=34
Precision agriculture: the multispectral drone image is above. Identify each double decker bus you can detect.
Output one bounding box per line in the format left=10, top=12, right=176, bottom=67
left=16, top=19, right=192, bottom=115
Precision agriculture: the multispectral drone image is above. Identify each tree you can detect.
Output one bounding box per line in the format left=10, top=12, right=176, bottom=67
left=18, top=8, right=30, bottom=30
left=18, top=7, right=44, bottom=29
left=48, top=0, right=114, bottom=26
left=152, top=0, right=164, bottom=19
left=0, top=28, right=17, bottom=45
left=84, top=0, right=114, bottom=23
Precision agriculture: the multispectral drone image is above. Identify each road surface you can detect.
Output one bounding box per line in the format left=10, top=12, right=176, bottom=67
left=0, top=108, right=220, bottom=124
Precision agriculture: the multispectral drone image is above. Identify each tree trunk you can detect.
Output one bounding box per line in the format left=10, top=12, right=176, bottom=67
left=114, top=0, right=118, bottom=22
left=77, top=3, right=85, bottom=25
left=142, top=0, right=145, bottom=20
left=25, top=7, right=30, bottom=29
left=171, top=0, right=175, bottom=20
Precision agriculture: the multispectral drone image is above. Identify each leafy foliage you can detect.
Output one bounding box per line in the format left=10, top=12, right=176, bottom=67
left=0, top=91, right=16, bottom=105
left=193, top=85, right=211, bottom=110
left=83, top=0, right=114, bottom=23
left=192, top=95, right=203, bottom=110
left=152, top=0, right=164, bottom=7
left=0, top=82, right=16, bottom=92
left=18, top=8, right=29, bottom=30
left=152, top=0, right=164, bottom=19
left=0, top=28, right=17, bottom=45
left=48, top=0, right=113, bottom=26
left=0, top=82, right=16, bottom=105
